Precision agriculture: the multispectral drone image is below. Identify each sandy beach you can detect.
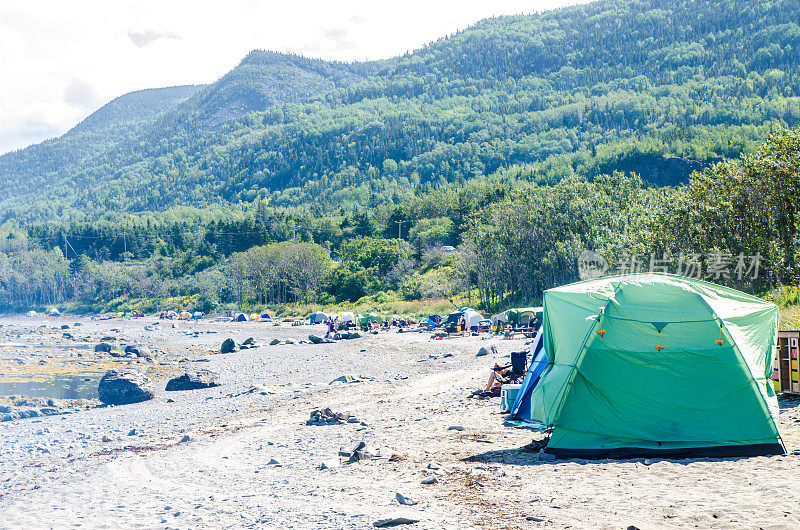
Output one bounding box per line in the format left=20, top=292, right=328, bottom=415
left=1, top=315, right=800, bottom=529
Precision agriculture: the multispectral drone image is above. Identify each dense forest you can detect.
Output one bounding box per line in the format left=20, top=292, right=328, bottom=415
left=1, top=129, right=798, bottom=315
left=0, top=0, right=799, bottom=315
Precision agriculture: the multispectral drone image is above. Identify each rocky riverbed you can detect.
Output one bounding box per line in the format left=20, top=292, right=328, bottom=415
left=1, top=315, right=800, bottom=528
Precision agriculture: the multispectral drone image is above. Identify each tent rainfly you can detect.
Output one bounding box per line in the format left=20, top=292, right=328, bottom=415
left=461, top=309, right=483, bottom=329
left=235, top=313, right=249, bottom=322
left=511, top=273, right=785, bottom=458
left=339, top=312, right=355, bottom=324
left=492, top=307, right=542, bottom=324
left=309, top=311, right=327, bottom=324
left=357, top=313, right=382, bottom=326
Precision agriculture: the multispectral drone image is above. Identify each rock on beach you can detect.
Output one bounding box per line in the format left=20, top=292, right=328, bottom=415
left=165, top=370, right=221, bottom=391
left=220, top=338, right=238, bottom=354
left=98, top=369, right=155, bottom=405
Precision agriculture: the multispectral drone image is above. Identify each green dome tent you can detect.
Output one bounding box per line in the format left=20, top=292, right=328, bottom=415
left=492, top=307, right=543, bottom=324
left=513, top=273, right=784, bottom=458
left=357, top=313, right=382, bottom=326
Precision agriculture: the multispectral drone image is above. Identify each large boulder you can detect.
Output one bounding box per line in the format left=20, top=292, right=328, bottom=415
left=98, top=370, right=155, bottom=405
left=165, top=370, right=221, bottom=391
left=220, top=338, right=238, bottom=354
left=308, top=334, right=324, bottom=344
left=94, top=342, right=113, bottom=353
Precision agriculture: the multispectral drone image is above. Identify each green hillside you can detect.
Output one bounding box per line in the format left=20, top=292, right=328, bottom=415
left=0, top=52, right=379, bottom=221
left=182, top=51, right=382, bottom=126
left=1, top=0, right=799, bottom=223
left=0, top=85, right=199, bottom=210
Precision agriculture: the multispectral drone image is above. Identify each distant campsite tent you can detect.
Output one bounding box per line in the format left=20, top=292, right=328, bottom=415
left=461, top=309, right=483, bottom=329
left=26, top=310, right=37, bottom=317
left=235, top=313, right=249, bottom=322
left=339, top=312, right=355, bottom=324
left=357, top=313, right=382, bottom=326
left=492, top=307, right=542, bottom=325
left=419, top=318, right=435, bottom=328
left=259, top=313, right=272, bottom=322
left=47, top=307, right=60, bottom=316
left=309, top=311, right=327, bottom=324
left=510, top=273, right=784, bottom=458
left=249, top=313, right=259, bottom=322
left=443, top=309, right=482, bottom=331
left=178, top=311, right=191, bottom=320
left=165, top=310, right=178, bottom=319
left=192, top=311, right=203, bottom=320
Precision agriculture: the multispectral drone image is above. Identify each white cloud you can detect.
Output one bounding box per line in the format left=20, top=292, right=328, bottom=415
left=0, top=0, right=594, bottom=155
left=128, top=30, right=182, bottom=48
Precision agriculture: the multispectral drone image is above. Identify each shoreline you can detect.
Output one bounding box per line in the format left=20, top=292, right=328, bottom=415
left=1, top=315, right=799, bottom=528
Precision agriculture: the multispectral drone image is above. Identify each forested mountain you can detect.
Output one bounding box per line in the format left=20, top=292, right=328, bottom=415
left=0, top=53, right=379, bottom=221
left=179, top=51, right=382, bottom=127
left=0, top=85, right=199, bottom=210
left=1, top=0, right=799, bottom=222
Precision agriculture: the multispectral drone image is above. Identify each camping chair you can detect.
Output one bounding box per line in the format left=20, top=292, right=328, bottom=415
left=473, top=350, right=529, bottom=399
left=510, top=350, right=527, bottom=382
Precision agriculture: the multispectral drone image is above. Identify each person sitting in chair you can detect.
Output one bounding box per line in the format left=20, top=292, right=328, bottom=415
left=472, top=350, right=527, bottom=397
left=480, top=363, right=512, bottom=396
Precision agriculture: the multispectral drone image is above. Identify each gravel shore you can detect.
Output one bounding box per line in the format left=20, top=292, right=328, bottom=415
left=1, top=315, right=800, bottom=529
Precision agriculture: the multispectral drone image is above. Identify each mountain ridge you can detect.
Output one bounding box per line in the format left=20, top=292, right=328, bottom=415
left=1, top=0, right=798, bottom=222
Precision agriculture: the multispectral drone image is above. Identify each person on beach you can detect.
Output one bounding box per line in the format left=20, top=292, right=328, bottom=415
left=473, top=363, right=512, bottom=397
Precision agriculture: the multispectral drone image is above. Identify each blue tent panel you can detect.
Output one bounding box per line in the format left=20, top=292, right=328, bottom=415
left=511, top=332, right=549, bottom=421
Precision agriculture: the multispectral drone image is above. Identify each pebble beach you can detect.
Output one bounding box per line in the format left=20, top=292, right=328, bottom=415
left=1, top=315, right=800, bottom=529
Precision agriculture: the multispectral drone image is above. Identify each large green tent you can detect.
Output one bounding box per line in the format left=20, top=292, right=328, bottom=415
left=518, top=273, right=784, bottom=458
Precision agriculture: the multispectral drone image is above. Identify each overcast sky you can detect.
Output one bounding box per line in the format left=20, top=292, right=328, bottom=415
left=0, top=0, right=592, bottom=155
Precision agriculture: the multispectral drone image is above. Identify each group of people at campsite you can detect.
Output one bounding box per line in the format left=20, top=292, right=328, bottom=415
left=159, top=310, right=203, bottom=320
left=324, top=315, right=409, bottom=337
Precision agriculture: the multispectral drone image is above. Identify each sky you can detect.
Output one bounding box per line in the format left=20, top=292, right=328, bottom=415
left=0, top=0, right=592, bottom=155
